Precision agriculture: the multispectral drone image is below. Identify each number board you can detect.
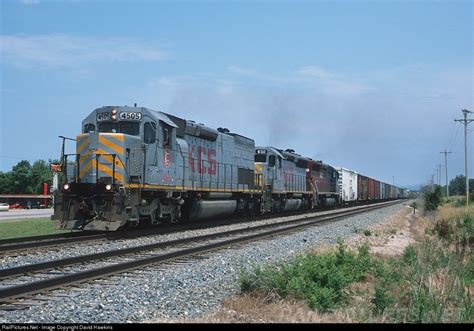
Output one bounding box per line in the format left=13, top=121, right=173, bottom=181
left=256, top=149, right=267, bottom=155
left=97, top=112, right=111, bottom=121
left=119, top=112, right=142, bottom=121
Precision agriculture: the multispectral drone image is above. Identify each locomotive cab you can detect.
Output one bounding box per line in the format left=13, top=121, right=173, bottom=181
left=52, top=106, right=155, bottom=231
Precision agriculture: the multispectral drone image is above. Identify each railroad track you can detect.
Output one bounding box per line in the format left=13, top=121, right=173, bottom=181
left=0, top=199, right=403, bottom=254
left=0, top=232, right=110, bottom=253
left=0, top=216, right=277, bottom=253
left=0, top=200, right=403, bottom=307
left=0, top=210, right=319, bottom=254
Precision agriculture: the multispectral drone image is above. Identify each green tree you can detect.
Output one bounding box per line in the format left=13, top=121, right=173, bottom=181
left=0, top=172, right=13, bottom=193
left=31, top=160, right=53, bottom=193
left=0, top=159, right=55, bottom=194
left=449, top=175, right=474, bottom=196
left=10, top=160, right=34, bottom=193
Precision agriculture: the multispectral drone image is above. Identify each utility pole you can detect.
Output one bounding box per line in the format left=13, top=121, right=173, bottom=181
left=440, top=150, right=452, bottom=198
left=455, top=109, right=473, bottom=206
left=439, top=164, right=442, bottom=185
left=437, top=165, right=441, bottom=186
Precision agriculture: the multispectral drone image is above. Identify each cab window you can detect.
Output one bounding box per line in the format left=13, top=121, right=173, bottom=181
left=98, top=122, right=140, bottom=135
left=268, top=155, right=276, bottom=167
left=144, top=122, right=156, bottom=144
left=254, top=154, right=266, bottom=163
left=83, top=123, right=95, bottom=133
left=162, top=126, right=171, bottom=147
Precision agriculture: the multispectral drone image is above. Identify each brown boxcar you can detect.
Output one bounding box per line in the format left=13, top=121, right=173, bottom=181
left=367, top=177, right=380, bottom=200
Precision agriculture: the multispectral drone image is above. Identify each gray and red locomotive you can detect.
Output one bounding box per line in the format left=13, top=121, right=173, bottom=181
left=51, top=105, right=405, bottom=231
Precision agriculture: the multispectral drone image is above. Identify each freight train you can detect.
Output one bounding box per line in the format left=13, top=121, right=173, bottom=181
left=51, top=105, right=407, bottom=231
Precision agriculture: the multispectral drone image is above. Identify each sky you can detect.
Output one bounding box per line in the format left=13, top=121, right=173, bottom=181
left=0, top=0, right=472, bottom=190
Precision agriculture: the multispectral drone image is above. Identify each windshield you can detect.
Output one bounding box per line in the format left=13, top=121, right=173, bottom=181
left=254, top=154, right=267, bottom=163
left=98, top=122, right=140, bottom=135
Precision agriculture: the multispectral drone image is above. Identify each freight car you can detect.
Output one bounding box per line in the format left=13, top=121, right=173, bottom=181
left=338, top=168, right=358, bottom=204
left=338, top=168, right=405, bottom=204
left=51, top=105, right=406, bottom=231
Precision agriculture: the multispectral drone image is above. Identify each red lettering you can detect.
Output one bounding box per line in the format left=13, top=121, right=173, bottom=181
left=164, top=149, right=171, bottom=167
left=189, top=144, right=217, bottom=175
left=197, top=146, right=207, bottom=174
left=188, top=145, right=195, bottom=173
left=207, top=149, right=216, bottom=175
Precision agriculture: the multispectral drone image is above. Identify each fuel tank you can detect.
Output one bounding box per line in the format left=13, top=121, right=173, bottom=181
left=283, top=199, right=303, bottom=211
left=190, top=200, right=237, bottom=220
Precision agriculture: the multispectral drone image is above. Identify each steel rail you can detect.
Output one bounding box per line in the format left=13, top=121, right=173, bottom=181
left=0, top=200, right=400, bottom=280
left=0, top=208, right=334, bottom=253
left=0, top=233, right=110, bottom=253
left=0, top=199, right=404, bottom=254
left=0, top=200, right=403, bottom=302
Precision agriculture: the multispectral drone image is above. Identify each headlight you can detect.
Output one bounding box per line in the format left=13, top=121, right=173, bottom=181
left=63, top=183, right=70, bottom=191
left=105, top=184, right=112, bottom=191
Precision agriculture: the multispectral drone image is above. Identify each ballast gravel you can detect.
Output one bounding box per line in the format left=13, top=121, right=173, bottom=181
left=0, top=202, right=407, bottom=323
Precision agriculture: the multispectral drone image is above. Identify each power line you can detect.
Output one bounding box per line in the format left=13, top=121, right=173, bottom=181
left=449, top=125, right=462, bottom=152
left=446, top=121, right=458, bottom=151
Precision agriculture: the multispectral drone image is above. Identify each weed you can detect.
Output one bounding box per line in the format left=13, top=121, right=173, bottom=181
left=372, top=284, right=393, bottom=315
left=363, top=229, right=372, bottom=236
left=402, top=245, right=418, bottom=266
left=462, top=255, right=474, bottom=285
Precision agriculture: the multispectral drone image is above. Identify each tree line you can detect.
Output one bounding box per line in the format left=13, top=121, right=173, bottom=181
left=440, top=174, right=474, bottom=197
left=0, top=160, right=55, bottom=194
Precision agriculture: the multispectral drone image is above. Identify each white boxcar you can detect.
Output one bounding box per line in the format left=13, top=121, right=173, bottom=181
left=338, top=168, right=358, bottom=203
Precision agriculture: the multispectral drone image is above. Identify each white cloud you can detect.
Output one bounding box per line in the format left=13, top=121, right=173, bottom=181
left=297, top=65, right=334, bottom=79
left=0, top=34, right=166, bottom=68
left=227, top=65, right=375, bottom=96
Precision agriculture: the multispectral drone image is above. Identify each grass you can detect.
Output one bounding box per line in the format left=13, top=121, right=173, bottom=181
left=236, top=203, right=473, bottom=323
left=0, top=218, right=70, bottom=239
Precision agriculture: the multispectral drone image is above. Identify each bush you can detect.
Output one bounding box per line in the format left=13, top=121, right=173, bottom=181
left=424, top=186, right=443, bottom=211
left=238, top=240, right=373, bottom=312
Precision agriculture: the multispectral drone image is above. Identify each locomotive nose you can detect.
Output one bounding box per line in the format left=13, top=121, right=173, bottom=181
left=77, top=132, right=125, bottom=184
